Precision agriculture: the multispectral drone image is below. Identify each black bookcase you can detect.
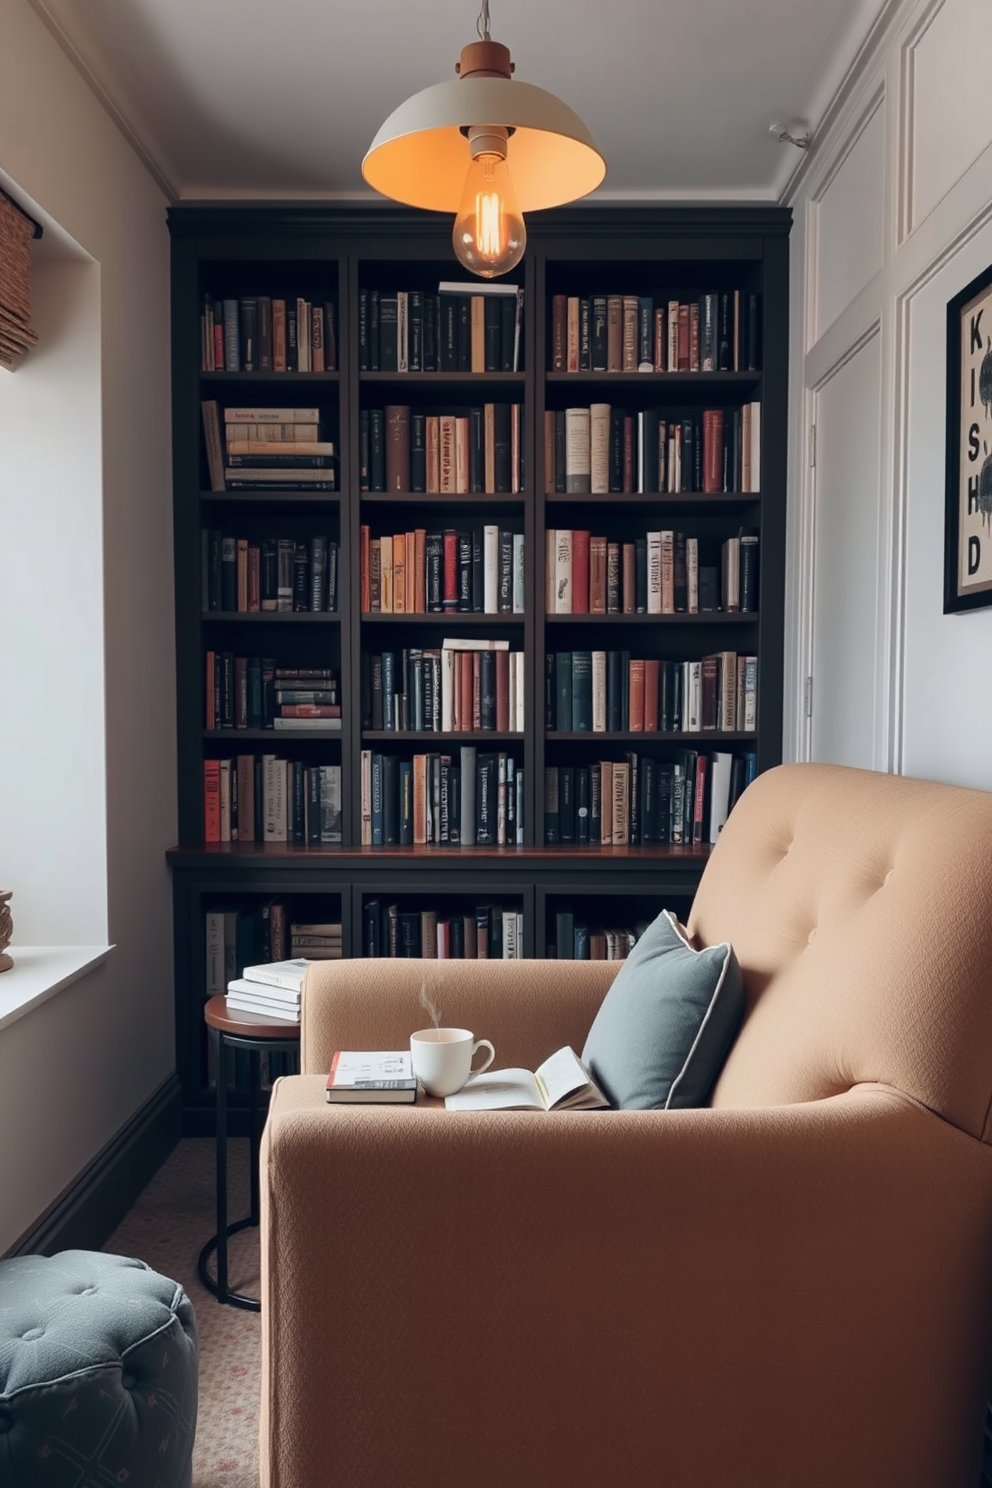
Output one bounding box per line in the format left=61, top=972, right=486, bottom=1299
left=167, top=202, right=790, bottom=1132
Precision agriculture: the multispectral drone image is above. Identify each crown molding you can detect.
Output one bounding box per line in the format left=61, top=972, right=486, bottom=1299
left=28, top=0, right=182, bottom=200
left=776, top=0, right=905, bottom=202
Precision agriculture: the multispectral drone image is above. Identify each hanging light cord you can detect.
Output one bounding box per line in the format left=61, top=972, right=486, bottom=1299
left=476, top=0, right=491, bottom=41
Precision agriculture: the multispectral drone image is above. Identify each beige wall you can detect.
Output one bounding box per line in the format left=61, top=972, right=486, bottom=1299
left=0, top=0, right=176, bottom=1251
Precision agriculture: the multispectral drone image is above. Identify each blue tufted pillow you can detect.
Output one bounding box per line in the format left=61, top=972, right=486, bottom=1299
left=581, top=909, right=743, bottom=1109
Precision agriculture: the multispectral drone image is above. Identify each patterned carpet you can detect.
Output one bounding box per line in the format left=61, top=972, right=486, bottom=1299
left=104, top=1138, right=261, bottom=1488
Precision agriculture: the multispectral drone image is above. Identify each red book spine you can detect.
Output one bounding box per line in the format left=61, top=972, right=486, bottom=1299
left=459, top=652, right=473, bottom=731
left=643, top=659, right=660, bottom=732
left=703, top=409, right=724, bottom=494
left=472, top=653, right=482, bottom=731
left=279, top=704, right=341, bottom=718
left=213, top=320, right=224, bottom=371
left=203, top=760, right=221, bottom=842
left=571, top=529, right=590, bottom=613
left=495, top=650, right=510, bottom=732
left=692, top=754, right=708, bottom=844
left=442, top=531, right=459, bottom=610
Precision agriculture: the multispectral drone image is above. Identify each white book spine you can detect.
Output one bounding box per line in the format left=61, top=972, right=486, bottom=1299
left=647, top=532, right=662, bottom=615
left=661, top=530, right=675, bottom=614
left=219, top=758, right=231, bottom=842
left=515, top=653, right=525, bottom=731
left=360, top=749, right=372, bottom=845
left=589, top=402, right=611, bottom=494
left=750, top=401, right=761, bottom=492
left=686, top=660, right=702, bottom=732
left=564, top=407, right=591, bottom=493
left=591, top=650, right=607, bottom=733
left=709, top=752, right=733, bottom=843
left=743, top=655, right=758, bottom=731
left=512, top=532, right=525, bottom=613
left=555, top=530, right=573, bottom=614
left=483, top=525, right=499, bottom=614
left=441, top=648, right=455, bottom=731
left=686, top=536, right=699, bottom=614
left=397, top=290, right=408, bottom=372
left=545, top=529, right=556, bottom=614
left=460, top=745, right=477, bottom=846
left=502, top=908, right=517, bottom=959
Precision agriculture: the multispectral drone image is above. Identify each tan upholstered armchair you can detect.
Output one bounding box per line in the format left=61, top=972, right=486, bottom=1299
left=260, top=763, right=992, bottom=1488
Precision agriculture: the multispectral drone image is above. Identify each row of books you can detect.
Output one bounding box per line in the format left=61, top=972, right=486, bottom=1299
left=205, top=658, right=341, bottom=733
left=360, top=747, right=524, bottom=847
left=550, top=912, right=651, bottom=960
left=543, top=749, right=756, bottom=847
left=362, top=644, right=525, bottom=734
left=203, top=756, right=343, bottom=844
left=545, top=529, right=757, bottom=615
left=359, top=282, right=524, bottom=373
left=203, top=532, right=340, bottom=614
left=201, top=400, right=337, bottom=492
left=549, top=291, right=761, bottom=374
left=364, top=899, right=524, bottom=958
left=200, top=295, right=337, bottom=373
left=360, top=526, right=525, bottom=615
left=544, top=403, right=760, bottom=495
left=205, top=904, right=308, bottom=1079
left=546, top=651, right=758, bottom=735
left=360, top=404, right=524, bottom=495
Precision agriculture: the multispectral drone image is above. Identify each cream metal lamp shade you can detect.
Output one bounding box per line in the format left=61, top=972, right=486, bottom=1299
left=363, top=76, right=606, bottom=214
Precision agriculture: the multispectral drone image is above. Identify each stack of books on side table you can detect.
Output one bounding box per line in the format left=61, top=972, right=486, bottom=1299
left=225, top=957, right=309, bottom=1023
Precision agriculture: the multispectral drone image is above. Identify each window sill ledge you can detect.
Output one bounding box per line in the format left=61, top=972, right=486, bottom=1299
left=0, top=946, right=114, bottom=1033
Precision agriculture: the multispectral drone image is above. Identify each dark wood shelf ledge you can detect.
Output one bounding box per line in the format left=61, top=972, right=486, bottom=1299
left=361, top=611, right=523, bottom=625
left=202, top=611, right=340, bottom=623
left=543, top=611, right=757, bottom=624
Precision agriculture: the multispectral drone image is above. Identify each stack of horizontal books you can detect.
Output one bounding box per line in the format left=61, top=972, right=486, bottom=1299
left=225, top=957, right=309, bottom=1023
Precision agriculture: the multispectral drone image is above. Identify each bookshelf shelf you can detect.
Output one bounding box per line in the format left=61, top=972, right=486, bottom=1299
left=202, top=611, right=341, bottom=624
left=543, top=612, right=756, bottom=626
left=200, top=490, right=342, bottom=506
left=360, top=491, right=525, bottom=506
left=168, top=202, right=789, bottom=1130
left=200, top=370, right=340, bottom=384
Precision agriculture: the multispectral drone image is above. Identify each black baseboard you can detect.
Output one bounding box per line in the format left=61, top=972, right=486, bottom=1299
left=7, top=1074, right=182, bottom=1258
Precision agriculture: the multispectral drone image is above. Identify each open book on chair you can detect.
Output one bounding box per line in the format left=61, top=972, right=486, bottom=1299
left=444, top=1045, right=610, bottom=1111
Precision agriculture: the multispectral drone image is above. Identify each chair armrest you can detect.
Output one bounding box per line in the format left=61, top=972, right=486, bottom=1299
left=260, top=1079, right=992, bottom=1488
left=299, top=956, right=620, bottom=1075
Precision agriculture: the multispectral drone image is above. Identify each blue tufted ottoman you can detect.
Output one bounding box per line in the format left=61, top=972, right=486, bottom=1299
left=0, top=1250, right=198, bottom=1488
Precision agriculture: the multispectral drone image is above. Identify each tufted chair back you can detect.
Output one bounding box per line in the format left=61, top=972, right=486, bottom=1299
left=688, top=762, right=992, bottom=1138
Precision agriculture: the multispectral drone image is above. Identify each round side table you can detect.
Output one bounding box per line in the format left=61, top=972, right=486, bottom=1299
left=198, top=995, right=301, bottom=1311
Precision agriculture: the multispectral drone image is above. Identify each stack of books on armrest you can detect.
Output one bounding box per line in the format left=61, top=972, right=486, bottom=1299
left=225, top=957, right=310, bottom=1023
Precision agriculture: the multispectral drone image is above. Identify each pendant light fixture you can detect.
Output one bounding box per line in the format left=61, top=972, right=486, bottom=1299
left=362, top=0, right=606, bottom=278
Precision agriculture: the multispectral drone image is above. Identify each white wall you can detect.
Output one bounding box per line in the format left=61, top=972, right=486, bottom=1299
left=784, top=0, right=992, bottom=788
left=0, top=0, right=176, bottom=1250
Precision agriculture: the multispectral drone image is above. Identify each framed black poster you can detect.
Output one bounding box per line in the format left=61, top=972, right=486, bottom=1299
left=945, top=262, right=992, bottom=613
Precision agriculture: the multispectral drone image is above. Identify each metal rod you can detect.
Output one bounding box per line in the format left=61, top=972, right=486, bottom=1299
left=0, top=184, right=43, bottom=240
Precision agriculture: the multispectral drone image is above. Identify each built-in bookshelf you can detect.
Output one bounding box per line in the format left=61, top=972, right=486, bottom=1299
left=167, top=203, right=789, bottom=1133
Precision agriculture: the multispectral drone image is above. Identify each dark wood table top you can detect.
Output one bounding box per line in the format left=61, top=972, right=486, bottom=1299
left=203, top=993, right=301, bottom=1042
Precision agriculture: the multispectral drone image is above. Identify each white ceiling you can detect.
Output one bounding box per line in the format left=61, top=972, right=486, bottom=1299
left=30, top=0, right=887, bottom=203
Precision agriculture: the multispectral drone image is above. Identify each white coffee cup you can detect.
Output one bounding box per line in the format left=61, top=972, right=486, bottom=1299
left=410, top=1027, right=496, bottom=1098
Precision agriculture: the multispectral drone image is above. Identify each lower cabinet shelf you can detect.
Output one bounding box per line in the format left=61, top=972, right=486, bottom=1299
left=168, top=845, right=707, bottom=1129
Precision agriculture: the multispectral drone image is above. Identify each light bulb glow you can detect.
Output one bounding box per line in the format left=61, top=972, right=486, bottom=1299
left=452, top=151, right=526, bottom=278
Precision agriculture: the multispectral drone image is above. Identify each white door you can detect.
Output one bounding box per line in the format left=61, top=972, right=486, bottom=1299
left=810, top=334, right=883, bottom=767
